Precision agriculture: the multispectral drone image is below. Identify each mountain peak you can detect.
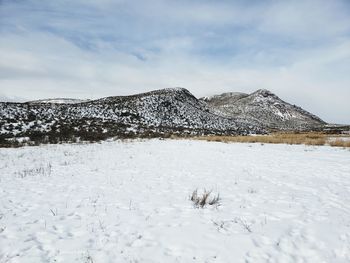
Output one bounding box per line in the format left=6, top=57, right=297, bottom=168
left=202, top=89, right=325, bottom=130
left=252, top=89, right=275, bottom=97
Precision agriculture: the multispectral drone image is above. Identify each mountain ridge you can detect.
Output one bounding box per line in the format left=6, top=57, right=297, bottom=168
left=0, top=87, right=336, bottom=144
left=27, top=98, right=90, bottom=104
left=200, top=89, right=325, bottom=130
left=0, top=88, right=265, bottom=143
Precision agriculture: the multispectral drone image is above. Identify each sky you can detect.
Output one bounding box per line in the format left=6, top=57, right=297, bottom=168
left=0, top=0, right=350, bottom=124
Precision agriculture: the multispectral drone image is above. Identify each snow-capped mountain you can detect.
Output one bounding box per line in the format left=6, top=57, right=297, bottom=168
left=0, top=88, right=264, bottom=141
left=201, top=89, right=326, bottom=130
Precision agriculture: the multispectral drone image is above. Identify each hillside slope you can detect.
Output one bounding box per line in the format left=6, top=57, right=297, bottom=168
left=201, top=89, right=326, bottom=130
left=0, top=88, right=264, bottom=141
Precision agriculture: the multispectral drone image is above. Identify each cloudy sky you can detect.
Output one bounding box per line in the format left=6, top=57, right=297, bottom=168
left=0, top=0, right=350, bottom=123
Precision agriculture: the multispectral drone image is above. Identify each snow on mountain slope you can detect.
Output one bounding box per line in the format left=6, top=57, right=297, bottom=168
left=0, top=88, right=264, bottom=139
left=0, top=139, right=349, bottom=262
left=27, top=98, right=89, bottom=104
left=201, top=92, right=248, bottom=104
left=201, top=89, right=326, bottom=131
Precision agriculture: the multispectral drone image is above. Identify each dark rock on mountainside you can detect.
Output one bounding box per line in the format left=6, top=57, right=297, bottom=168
left=200, top=89, right=326, bottom=131
left=0, top=88, right=265, bottom=143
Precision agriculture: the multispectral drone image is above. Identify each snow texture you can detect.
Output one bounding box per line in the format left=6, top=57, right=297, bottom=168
left=0, top=139, right=349, bottom=262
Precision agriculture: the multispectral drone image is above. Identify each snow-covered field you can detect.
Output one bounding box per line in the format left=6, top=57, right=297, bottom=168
left=0, top=139, right=350, bottom=262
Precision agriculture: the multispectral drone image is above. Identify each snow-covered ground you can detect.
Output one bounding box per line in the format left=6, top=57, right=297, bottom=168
left=0, top=139, right=350, bottom=262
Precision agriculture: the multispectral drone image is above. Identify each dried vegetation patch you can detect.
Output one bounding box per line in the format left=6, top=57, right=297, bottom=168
left=194, top=133, right=350, bottom=148
left=329, top=139, right=350, bottom=148
left=190, top=189, right=221, bottom=208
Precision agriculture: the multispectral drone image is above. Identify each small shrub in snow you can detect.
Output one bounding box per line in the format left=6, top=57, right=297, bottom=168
left=16, top=163, right=52, bottom=178
left=190, top=189, right=220, bottom=208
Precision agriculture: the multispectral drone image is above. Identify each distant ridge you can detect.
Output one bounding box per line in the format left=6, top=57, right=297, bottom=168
left=200, top=89, right=326, bottom=130
left=27, top=98, right=89, bottom=104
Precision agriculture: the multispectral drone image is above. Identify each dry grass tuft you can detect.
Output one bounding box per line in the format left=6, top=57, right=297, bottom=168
left=190, top=189, right=220, bottom=208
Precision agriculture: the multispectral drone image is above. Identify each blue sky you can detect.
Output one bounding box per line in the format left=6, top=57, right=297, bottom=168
left=0, top=0, right=350, bottom=123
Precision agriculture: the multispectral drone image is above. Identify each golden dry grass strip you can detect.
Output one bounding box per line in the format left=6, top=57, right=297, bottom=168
left=329, top=139, right=350, bottom=148
left=193, top=132, right=345, bottom=147
left=195, top=133, right=327, bottom=145
left=173, top=132, right=350, bottom=148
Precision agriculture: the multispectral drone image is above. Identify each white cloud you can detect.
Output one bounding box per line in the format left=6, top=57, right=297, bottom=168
left=0, top=0, right=349, bottom=124
left=258, top=0, right=350, bottom=40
